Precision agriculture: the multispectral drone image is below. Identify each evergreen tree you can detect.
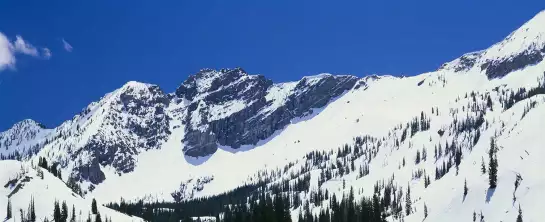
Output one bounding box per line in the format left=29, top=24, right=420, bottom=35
left=92, top=198, right=98, bottom=214
left=455, top=148, right=462, bottom=174
left=30, top=197, right=36, bottom=222
left=20, top=208, right=25, bottom=222
left=488, top=138, right=498, bottom=188
left=86, top=213, right=91, bottom=222
left=95, top=213, right=102, bottom=222
left=54, top=201, right=62, bottom=222
left=347, top=187, right=355, bottom=222
left=516, top=205, right=523, bottom=222
left=405, top=185, right=411, bottom=216
left=372, top=194, right=382, bottom=222
left=61, top=201, right=68, bottom=222
left=464, top=179, right=468, bottom=198
left=481, top=157, right=486, bottom=174
left=70, top=205, right=76, bottom=222
left=424, top=203, right=428, bottom=219
left=422, top=147, right=427, bottom=161
left=6, top=198, right=12, bottom=220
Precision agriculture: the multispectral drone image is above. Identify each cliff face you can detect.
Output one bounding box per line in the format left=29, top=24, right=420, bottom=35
left=175, top=68, right=358, bottom=157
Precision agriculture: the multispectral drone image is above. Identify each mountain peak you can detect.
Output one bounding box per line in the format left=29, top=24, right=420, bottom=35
left=439, top=10, right=545, bottom=78
left=175, top=67, right=255, bottom=100
left=482, top=9, right=545, bottom=61
left=9, top=119, right=46, bottom=130
left=0, top=119, right=49, bottom=152
left=120, top=81, right=153, bottom=91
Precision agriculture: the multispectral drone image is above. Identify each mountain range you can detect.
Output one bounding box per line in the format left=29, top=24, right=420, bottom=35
left=2, top=9, right=545, bottom=222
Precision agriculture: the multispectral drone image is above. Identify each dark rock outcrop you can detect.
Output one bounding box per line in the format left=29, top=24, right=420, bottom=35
left=71, top=83, right=171, bottom=184
left=177, top=69, right=358, bottom=157
left=438, top=51, right=482, bottom=72
left=482, top=49, right=544, bottom=79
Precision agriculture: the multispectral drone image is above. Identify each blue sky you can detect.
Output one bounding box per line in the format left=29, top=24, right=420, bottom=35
left=0, top=0, right=543, bottom=130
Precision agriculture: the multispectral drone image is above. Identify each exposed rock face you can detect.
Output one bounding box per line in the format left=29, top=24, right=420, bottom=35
left=482, top=48, right=544, bottom=79
left=70, top=82, right=172, bottom=184
left=2, top=69, right=358, bottom=184
left=439, top=51, right=483, bottom=73
left=177, top=69, right=358, bottom=157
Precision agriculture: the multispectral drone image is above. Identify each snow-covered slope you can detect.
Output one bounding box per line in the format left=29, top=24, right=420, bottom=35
left=0, top=160, right=143, bottom=222
left=0, top=119, right=51, bottom=159
left=440, top=10, right=545, bottom=79
left=2, top=8, right=545, bottom=222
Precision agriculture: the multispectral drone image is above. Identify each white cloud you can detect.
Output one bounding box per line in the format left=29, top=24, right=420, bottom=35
left=13, top=35, right=39, bottom=56
left=0, top=32, right=51, bottom=72
left=0, top=33, right=16, bottom=71
left=62, top=38, right=73, bottom=52
left=42, top=48, right=52, bottom=59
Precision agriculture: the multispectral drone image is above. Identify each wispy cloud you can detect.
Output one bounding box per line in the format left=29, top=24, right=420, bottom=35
left=62, top=38, right=73, bottom=52
left=0, top=32, right=51, bottom=72
left=13, top=36, right=39, bottom=56
left=42, top=48, right=52, bottom=59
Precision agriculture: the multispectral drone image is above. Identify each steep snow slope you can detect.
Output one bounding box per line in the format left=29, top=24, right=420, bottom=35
left=441, top=10, right=545, bottom=79
left=89, top=55, right=545, bottom=206
left=0, top=160, right=143, bottom=222
left=412, top=94, right=545, bottom=222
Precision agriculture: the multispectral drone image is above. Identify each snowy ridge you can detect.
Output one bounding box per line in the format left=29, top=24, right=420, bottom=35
left=483, top=9, right=545, bottom=61
left=0, top=119, right=51, bottom=158
left=0, top=160, right=143, bottom=222
left=441, top=9, right=545, bottom=78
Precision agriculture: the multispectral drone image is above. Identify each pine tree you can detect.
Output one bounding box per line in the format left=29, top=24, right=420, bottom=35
left=20, top=208, right=25, bottom=222
left=70, top=205, right=76, bottom=222
left=473, top=211, right=476, bottom=222
left=347, top=187, right=356, bottom=222
left=455, top=148, right=462, bottom=174
left=422, top=147, right=427, bottom=161
left=54, top=201, right=62, bottom=222
left=6, top=198, right=12, bottom=220
left=92, top=198, right=98, bottom=214
left=464, top=179, right=468, bottom=198
left=516, top=205, right=523, bottom=222
left=405, top=185, right=412, bottom=216
left=61, top=201, right=68, bottom=222
left=30, top=197, right=36, bottom=222
left=481, top=157, right=486, bottom=174
left=95, top=213, right=102, bottom=222
left=424, top=203, right=428, bottom=219
left=488, top=138, right=498, bottom=188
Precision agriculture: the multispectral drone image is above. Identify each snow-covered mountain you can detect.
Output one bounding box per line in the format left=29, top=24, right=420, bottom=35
left=3, top=9, right=545, bottom=222
left=0, top=119, right=51, bottom=158
left=0, top=160, right=144, bottom=222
